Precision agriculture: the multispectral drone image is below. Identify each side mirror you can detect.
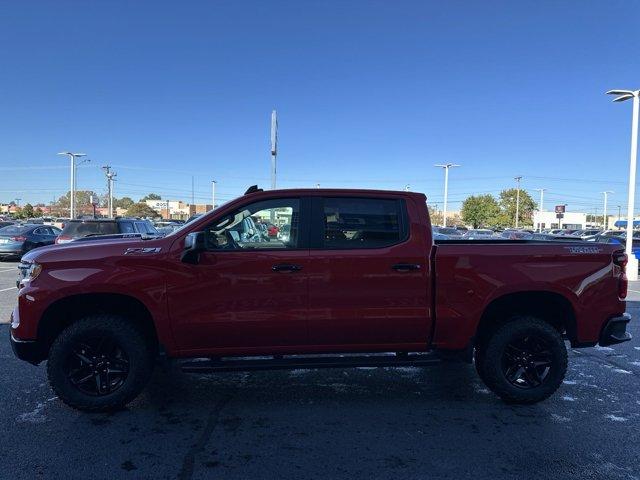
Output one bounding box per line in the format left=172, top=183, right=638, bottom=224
left=181, top=231, right=206, bottom=264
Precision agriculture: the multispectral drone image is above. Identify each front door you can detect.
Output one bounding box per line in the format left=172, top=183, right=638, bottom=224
left=306, top=195, right=432, bottom=349
left=167, top=197, right=310, bottom=353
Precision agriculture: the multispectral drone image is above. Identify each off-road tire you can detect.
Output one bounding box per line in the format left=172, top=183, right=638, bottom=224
left=479, top=316, right=567, bottom=404
left=47, top=314, right=154, bottom=412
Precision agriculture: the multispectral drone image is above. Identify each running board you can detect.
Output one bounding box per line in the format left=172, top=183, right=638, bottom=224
left=180, top=353, right=441, bottom=373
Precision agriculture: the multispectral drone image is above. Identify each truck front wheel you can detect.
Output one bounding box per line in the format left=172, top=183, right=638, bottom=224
left=479, top=316, right=567, bottom=404
left=47, top=314, right=154, bottom=412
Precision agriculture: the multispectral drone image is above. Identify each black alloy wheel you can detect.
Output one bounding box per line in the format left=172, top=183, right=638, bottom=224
left=64, top=337, right=130, bottom=396
left=501, top=335, right=552, bottom=389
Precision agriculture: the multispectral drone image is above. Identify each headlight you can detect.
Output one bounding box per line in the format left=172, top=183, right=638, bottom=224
left=18, top=262, right=42, bottom=287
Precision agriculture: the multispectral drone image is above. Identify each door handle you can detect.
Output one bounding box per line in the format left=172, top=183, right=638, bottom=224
left=272, top=264, right=302, bottom=272
left=392, top=263, right=421, bottom=272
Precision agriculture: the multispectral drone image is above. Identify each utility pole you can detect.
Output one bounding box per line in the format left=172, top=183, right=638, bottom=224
left=602, top=191, right=613, bottom=230
left=270, top=110, right=278, bottom=190
left=211, top=180, right=217, bottom=210
left=534, top=188, right=545, bottom=232
left=514, top=176, right=522, bottom=228
left=58, top=152, right=87, bottom=219
left=191, top=175, right=195, bottom=206
left=606, top=88, right=640, bottom=280
left=434, top=163, right=460, bottom=227
left=102, top=165, right=116, bottom=218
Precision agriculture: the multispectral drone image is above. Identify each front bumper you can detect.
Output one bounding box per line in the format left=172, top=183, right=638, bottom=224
left=600, top=313, right=632, bottom=346
left=10, top=332, right=44, bottom=365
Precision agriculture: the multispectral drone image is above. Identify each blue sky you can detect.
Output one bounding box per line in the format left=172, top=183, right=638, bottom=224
left=1, top=1, right=639, bottom=214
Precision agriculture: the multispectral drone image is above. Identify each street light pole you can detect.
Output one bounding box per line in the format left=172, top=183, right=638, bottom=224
left=58, top=152, right=87, bottom=219
left=270, top=110, right=278, bottom=190
left=211, top=180, right=217, bottom=210
left=514, top=176, right=522, bottom=228
left=534, top=188, right=545, bottom=232
left=607, top=89, right=640, bottom=280
left=602, top=191, right=613, bottom=230
left=434, top=164, right=460, bottom=227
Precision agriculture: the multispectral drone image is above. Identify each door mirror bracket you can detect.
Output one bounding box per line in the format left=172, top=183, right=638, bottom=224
left=181, top=231, right=206, bottom=264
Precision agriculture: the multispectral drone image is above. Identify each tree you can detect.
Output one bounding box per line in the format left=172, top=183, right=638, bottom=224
left=126, top=202, right=160, bottom=218
left=461, top=194, right=500, bottom=228
left=141, top=193, right=161, bottom=201
left=54, top=190, right=99, bottom=209
left=34, top=207, right=44, bottom=217
left=114, top=197, right=135, bottom=209
left=20, top=204, right=35, bottom=219
left=498, top=188, right=536, bottom=227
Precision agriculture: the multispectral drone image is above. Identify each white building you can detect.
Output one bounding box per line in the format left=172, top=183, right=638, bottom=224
left=532, top=210, right=592, bottom=230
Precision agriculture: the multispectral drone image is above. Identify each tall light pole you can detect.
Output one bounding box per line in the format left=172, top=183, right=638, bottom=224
left=434, top=163, right=460, bottom=227
left=607, top=88, right=640, bottom=280
left=534, top=188, right=545, bottom=232
left=514, top=176, right=522, bottom=228
left=58, top=152, right=86, bottom=219
left=211, top=180, right=217, bottom=210
left=618, top=205, right=622, bottom=225
left=601, top=191, right=613, bottom=230
left=102, top=166, right=116, bottom=218
left=270, top=110, right=278, bottom=190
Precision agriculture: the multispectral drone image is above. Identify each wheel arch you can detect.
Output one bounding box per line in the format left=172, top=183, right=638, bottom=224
left=37, top=293, right=159, bottom=358
left=475, top=290, right=577, bottom=348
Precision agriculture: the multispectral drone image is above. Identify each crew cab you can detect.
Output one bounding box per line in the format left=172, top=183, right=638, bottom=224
left=10, top=187, right=631, bottom=411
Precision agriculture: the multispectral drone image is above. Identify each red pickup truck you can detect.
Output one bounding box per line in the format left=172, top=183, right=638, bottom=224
left=10, top=187, right=631, bottom=411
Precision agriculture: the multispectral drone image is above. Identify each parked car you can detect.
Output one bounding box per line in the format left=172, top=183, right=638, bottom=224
left=431, top=228, right=450, bottom=240
left=155, top=224, right=182, bottom=237
left=433, top=226, right=464, bottom=237
left=55, top=218, right=159, bottom=244
left=0, top=221, right=15, bottom=229
left=0, top=224, right=61, bottom=260
left=53, top=218, right=70, bottom=229
left=267, top=223, right=279, bottom=237
left=501, top=229, right=534, bottom=240
left=463, top=229, right=495, bottom=240
left=277, top=224, right=291, bottom=243
left=12, top=188, right=630, bottom=412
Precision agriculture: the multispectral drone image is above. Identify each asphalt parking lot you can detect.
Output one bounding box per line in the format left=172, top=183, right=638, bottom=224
left=1, top=259, right=639, bottom=480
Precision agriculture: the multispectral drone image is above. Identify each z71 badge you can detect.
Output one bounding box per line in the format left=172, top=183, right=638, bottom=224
left=564, top=246, right=602, bottom=254
left=123, top=247, right=162, bottom=255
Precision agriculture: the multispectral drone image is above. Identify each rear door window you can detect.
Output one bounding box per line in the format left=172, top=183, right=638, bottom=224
left=321, top=197, right=406, bottom=249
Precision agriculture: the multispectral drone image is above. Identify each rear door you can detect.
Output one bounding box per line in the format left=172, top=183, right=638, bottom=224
left=306, top=195, right=432, bottom=348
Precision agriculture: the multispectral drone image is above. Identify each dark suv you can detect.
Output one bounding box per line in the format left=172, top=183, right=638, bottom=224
left=55, top=218, right=158, bottom=244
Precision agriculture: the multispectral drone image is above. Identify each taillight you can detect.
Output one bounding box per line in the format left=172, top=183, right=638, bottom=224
left=613, top=251, right=628, bottom=269
left=55, top=235, right=71, bottom=244
left=11, top=236, right=26, bottom=242
left=613, top=251, right=628, bottom=299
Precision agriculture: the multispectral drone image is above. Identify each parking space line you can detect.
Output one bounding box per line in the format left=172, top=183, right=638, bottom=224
left=0, top=269, right=16, bottom=273
left=0, top=287, right=16, bottom=292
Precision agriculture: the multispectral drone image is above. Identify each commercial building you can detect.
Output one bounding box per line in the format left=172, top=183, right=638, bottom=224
left=145, top=200, right=212, bottom=220
left=532, top=210, right=589, bottom=230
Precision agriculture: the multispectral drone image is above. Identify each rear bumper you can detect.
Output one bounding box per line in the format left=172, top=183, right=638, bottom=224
left=599, top=313, right=632, bottom=346
left=10, top=332, right=44, bottom=365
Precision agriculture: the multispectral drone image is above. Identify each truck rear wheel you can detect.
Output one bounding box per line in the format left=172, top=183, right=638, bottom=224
left=47, top=314, right=154, bottom=412
left=478, top=316, right=567, bottom=404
